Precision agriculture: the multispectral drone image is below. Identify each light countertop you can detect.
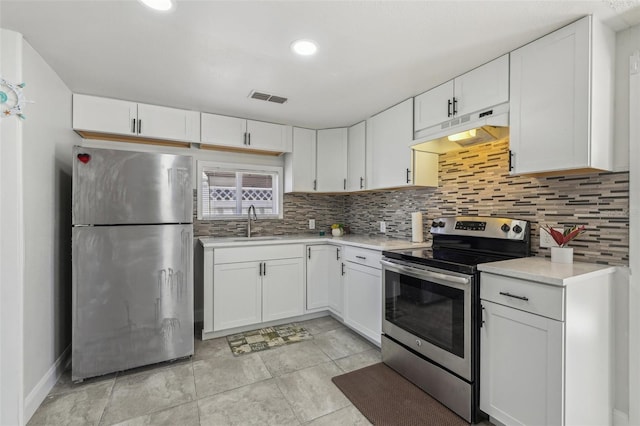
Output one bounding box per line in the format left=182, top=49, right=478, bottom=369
left=478, top=256, right=618, bottom=286
left=199, top=233, right=431, bottom=251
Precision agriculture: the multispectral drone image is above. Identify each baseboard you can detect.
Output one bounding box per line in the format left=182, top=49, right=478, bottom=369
left=24, top=345, right=70, bottom=423
left=614, top=408, right=629, bottom=426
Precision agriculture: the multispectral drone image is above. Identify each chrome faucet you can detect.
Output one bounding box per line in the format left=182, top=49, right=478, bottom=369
left=247, top=205, right=257, bottom=238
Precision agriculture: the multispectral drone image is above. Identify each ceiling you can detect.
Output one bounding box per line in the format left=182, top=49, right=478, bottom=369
left=2, top=1, right=640, bottom=129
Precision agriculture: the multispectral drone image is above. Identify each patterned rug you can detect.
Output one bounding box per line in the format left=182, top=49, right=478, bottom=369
left=226, top=323, right=312, bottom=356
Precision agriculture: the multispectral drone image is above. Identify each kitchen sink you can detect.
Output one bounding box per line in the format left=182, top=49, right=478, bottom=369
left=229, top=236, right=283, bottom=242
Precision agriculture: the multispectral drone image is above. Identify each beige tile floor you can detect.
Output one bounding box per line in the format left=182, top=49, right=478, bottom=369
left=28, top=316, right=378, bottom=426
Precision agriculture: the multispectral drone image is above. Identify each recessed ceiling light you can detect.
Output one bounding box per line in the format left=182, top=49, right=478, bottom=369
left=291, top=39, right=318, bottom=56
left=139, top=0, right=174, bottom=11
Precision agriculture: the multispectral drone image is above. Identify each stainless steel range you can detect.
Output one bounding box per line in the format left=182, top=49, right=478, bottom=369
left=381, top=216, right=530, bottom=423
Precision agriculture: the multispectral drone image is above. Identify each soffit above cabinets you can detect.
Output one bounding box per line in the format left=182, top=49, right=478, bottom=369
left=2, top=1, right=640, bottom=129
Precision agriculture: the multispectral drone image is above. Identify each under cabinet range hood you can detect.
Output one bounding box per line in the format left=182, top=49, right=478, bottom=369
left=411, top=102, right=509, bottom=154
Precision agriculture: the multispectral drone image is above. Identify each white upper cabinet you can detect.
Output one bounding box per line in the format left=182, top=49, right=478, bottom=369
left=200, top=112, right=292, bottom=153
left=367, top=99, right=438, bottom=190
left=73, top=94, right=200, bottom=143
left=509, top=16, right=614, bottom=175
left=414, top=55, right=509, bottom=135
left=347, top=121, right=366, bottom=191
left=200, top=114, right=246, bottom=147
left=136, top=103, right=200, bottom=142
left=247, top=120, right=293, bottom=153
left=316, top=128, right=348, bottom=192
left=284, top=127, right=317, bottom=193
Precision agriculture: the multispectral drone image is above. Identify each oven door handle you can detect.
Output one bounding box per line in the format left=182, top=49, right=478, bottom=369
left=380, top=260, right=470, bottom=285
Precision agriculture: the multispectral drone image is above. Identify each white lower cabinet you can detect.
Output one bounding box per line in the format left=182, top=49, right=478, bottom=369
left=343, top=247, right=382, bottom=345
left=211, top=244, right=303, bottom=333
left=306, top=245, right=342, bottom=313
left=480, top=300, right=562, bottom=426
left=480, top=269, right=613, bottom=426
left=213, top=261, right=263, bottom=331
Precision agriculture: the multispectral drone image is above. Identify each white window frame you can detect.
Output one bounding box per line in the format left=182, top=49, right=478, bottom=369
left=197, top=160, right=284, bottom=220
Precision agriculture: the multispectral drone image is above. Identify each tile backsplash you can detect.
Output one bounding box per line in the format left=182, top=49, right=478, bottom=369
left=346, top=140, right=629, bottom=266
left=194, top=192, right=346, bottom=238
left=195, top=139, right=629, bottom=266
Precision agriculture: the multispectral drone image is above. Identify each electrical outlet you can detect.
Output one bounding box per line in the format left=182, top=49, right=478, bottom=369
left=309, top=219, right=315, bottom=230
left=540, top=227, right=559, bottom=248
left=380, top=221, right=386, bottom=233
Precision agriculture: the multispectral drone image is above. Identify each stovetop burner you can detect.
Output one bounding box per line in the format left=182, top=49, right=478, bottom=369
left=382, top=216, right=531, bottom=274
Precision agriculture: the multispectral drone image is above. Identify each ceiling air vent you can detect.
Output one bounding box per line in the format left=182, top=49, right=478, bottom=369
left=249, top=90, right=288, bottom=104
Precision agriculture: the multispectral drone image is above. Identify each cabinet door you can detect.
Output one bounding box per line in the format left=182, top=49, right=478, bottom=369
left=454, top=54, right=509, bottom=116
left=73, top=94, right=137, bottom=136
left=285, top=127, right=317, bottom=193
left=343, top=262, right=382, bottom=345
left=213, top=261, right=262, bottom=331
left=480, top=301, right=563, bottom=426
left=316, top=128, right=348, bottom=192
left=201, top=113, right=247, bottom=147
left=347, top=121, right=366, bottom=191
left=414, top=81, right=454, bottom=132
left=137, top=103, right=200, bottom=142
left=328, top=247, right=344, bottom=316
left=509, top=17, right=590, bottom=174
left=306, top=245, right=331, bottom=311
left=366, top=99, right=414, bottom=190
left=262, top=258, right=304, bottom=322
left=247, top=120, right=293, bottom=153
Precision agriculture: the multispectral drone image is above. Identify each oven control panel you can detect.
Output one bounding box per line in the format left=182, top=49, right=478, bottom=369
left=431, top=216, right=529, bottom=240
left=454, top=221, right=486, bottom=231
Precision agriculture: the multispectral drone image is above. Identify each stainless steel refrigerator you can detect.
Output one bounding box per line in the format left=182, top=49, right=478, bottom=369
left=71, top=146, right=194, bottom=381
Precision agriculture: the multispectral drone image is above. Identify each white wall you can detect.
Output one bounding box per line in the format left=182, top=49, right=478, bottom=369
left=16, top=36, right=80, bottom=421
left=0, top=28, right=25, bottom=426
left=628, top=49, right=640, bottom=426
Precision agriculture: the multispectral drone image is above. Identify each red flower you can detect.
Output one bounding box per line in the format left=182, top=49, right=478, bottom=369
left=541, top=225, right=586, bottom=248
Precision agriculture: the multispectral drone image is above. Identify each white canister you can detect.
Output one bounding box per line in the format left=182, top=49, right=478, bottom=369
left=551, top=247, right=573, bottom=263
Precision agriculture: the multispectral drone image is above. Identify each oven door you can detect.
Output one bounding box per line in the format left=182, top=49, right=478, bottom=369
left=381, top=259, right=472, bottom=381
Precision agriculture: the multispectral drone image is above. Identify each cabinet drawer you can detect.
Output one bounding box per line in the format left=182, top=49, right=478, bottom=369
left=481, top=273, right=564, bottom=321
left=215, top=244, right=303, bottom=264
left=344, top=246, right=382, bottom=270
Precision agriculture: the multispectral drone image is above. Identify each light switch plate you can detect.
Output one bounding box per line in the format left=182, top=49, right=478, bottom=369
left=380, top=221, right=386, bottom=233
left=540, top=226, right=560, bottom=248
left=309, top=219, right=315, bottom=230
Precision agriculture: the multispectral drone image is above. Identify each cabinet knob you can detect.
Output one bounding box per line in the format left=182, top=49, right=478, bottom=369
left=416, top=339, right=422, bottom=347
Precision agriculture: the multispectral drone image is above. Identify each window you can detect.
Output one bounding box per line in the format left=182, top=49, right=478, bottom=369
left=197, top=161, right=283, bottom=220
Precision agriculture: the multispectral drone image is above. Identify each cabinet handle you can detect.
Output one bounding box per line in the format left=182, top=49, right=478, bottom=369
left=263, top=262, right=266, bottom=276
left=356, top=255, right=366, bottom=260
left=406, top=168, right=411, bottom=184
left=360, top=177, right=364, bottom=189
left=313, top=180, right=317, bottom=191
left=452, top=96, right=458, bottom=115
left=447, top=99, right=452, bottom=117
left=508, top=150, right=515, bottom=171
left=137, top=119, right=142, bottom=134
left=131, top=118, right=136, bottom=134
left=259, top=262, right=263, bottom=276
left=341, top=262, right=345, bottom=276
left=336, top=248, right=340, bottom=260
left=308, top=247, right=311, bottom=259
left=243, top=132, right=247, bottom=145
left=499, top=291, right=529, bottom=301
left=481, top=305, right=485, bottom=328
left=343, top=178, right=346, bottom=190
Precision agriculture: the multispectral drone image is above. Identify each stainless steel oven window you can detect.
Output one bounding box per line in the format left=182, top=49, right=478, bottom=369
left=385, top=269, right=465, bottom=356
